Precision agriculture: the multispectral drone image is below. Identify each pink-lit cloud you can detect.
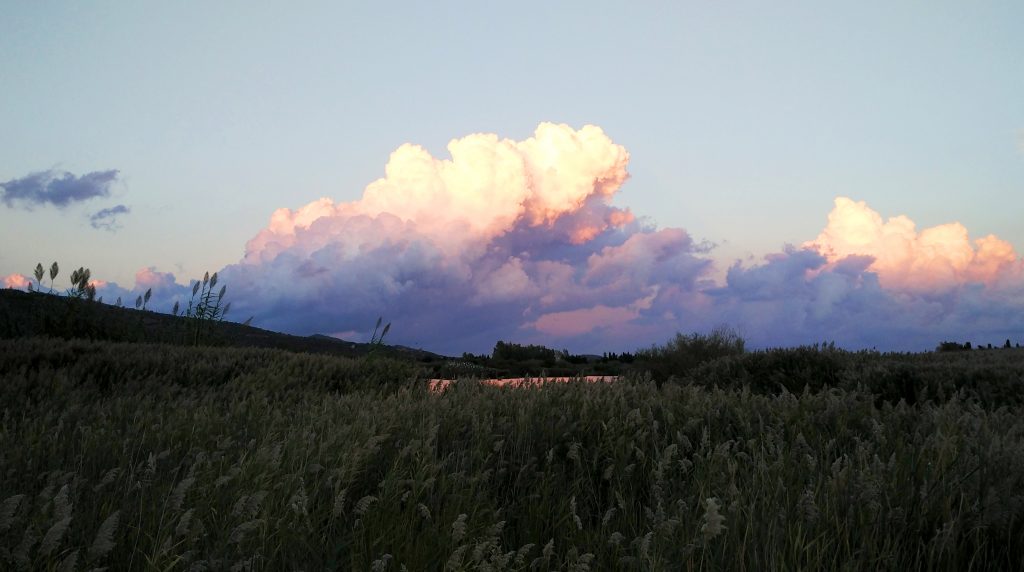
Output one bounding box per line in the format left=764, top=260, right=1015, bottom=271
left=42, top=124, right=1023, bottom=354
left=805, top=197, right=1021, bottom=291
left=3, top=273, right=31, bottom=289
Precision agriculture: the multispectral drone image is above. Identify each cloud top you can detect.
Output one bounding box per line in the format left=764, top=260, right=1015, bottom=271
left=805, top=197, right=1020, bottom=291
left=244, top=123, right=632, bottom=263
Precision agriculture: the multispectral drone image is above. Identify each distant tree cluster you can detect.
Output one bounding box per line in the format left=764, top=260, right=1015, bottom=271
left=936, top=339, right=1019, bottom=352
left=599, top=351, right=636, bottom=363
left=491, top=341, right=560, bottom=363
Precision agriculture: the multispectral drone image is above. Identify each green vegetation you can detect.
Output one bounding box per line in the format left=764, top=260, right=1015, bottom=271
left=2, top=335, right=1024, bottom=570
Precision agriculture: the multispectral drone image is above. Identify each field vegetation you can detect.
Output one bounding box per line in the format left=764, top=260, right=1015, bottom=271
left=2, top=330, right=1024, bottom=570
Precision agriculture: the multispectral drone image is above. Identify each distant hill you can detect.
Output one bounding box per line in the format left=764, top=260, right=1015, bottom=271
left=0, top=288, right=445, bottom=361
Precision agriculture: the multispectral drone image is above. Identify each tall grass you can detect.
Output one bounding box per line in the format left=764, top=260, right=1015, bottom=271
left=1, top=337, right=1022, bottom=570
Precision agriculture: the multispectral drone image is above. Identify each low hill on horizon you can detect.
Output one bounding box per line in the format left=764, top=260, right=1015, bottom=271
left=0, top=288, right=445, bottom=361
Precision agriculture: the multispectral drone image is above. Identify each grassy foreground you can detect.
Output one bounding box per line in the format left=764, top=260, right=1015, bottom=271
left=1, top=338, right=1023, bottom=570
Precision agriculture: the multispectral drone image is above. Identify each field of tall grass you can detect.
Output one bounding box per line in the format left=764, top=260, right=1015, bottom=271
left=2, top=336, right=1023, bottom=570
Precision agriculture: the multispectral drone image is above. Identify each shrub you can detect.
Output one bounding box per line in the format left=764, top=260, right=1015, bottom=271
left=635, top=326, right=745, bottom=382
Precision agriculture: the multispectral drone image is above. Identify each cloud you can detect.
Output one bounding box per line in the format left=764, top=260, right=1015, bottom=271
left=3, top=274, right=32, bottom=289
left=211, top=125, right=1023, bottom=353
left=1, top=169, right=119, bottom=209
left=805, top=197, right=1021, bottom=291
left=216, top=123, right=652, bottom=353
left=707, top=247, right=1024, bottom=351
left=89, top=204, right=131, bottom=231
left=72, top=124, right=1024, bottom=354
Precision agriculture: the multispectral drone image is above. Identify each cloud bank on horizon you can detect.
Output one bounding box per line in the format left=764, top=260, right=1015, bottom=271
left=7, top=124, right=1021, bottom=353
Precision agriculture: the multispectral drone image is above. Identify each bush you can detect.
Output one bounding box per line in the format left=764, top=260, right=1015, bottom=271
left=635, top=327, right=745, bottom=382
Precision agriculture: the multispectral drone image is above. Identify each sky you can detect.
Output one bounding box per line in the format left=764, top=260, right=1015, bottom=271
left=2, top=2, right=1022, bottom=355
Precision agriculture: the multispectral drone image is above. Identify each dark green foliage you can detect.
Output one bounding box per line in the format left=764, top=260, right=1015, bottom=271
left=937, top=341, right=972, bottom=352
left=492, top=341, right=560, bottom=363
left=686, top=344, right=1024, bottom=409
left=634, top=327, right=746, bottom=383
left=2, top=337, right=1024, bottom=570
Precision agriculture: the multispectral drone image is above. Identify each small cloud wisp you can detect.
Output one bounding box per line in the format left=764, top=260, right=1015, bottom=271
left=89, top=204, right=131, bottom=231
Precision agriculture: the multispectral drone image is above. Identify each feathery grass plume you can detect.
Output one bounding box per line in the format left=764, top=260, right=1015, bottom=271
left=416, top=503, right=431, bottom=520
left=332, top=488, right=347, bottom=518
left=798, top=486, right=819, bottom=525
left=172, top=300, right=180, bottom=316
left=228, top=519, right=262, bottom=544
left=169, top=477, right=195, bottom=512
left=701, top=497, right=726, bottom=541
left=180, top=270, right=232, bottom=345
left=512, top=544, right=536, bottom=568
left=67, top=267, right=91, bottom=298
left=93, top=468, right=121, bottom=492
left=115, top=296, right=122, bottom=307
left=446, top=545, right=469, bottom=569
left=639, top=531, right=653, bottom=561
left=450, top=513, right=468, bottom=543
left=53, top=484, right=72, bottom=521
left=288, top=483, right=308, bottom=517
left=542, top=539, right=555, bottom=559
left=40, top=516, right=73, bottom=556
left=367, top=317, right=392, bottom=357
left=175, top=509, right=194, bottom=537
left=34, top=263, right=44, bottom=290
left=353, top=495, right=378, bottom=517
left=143, top=287, right=151, bottom=310
left=135, top=295, right=142, bottom=309
left=49, top=261, right=58, bottom=293
left=232, top=492, right=267, bottom=520
left=569, top=496, right=583, bottom=530
left=0, top=494, right=25, bottom=533
left=57, top=549, right=79, bottom=572
left=89, top=510, right=119, bottom=560
left=601, top=507, right=616, bottom=527
left=370, top=554, right=392, bottom=572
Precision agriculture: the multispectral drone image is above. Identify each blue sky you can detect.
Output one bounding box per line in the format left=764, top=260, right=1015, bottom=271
left=2, top=2, right=1022, bottom=352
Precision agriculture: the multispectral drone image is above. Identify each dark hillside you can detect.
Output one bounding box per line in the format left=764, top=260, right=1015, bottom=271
left=0, top=288, right=444, bottom=361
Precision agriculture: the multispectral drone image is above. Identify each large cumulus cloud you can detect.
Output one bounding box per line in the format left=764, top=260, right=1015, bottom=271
left=215, top=122, right=1022, bottom=353
left=15, top=124, right=1023, bottom=354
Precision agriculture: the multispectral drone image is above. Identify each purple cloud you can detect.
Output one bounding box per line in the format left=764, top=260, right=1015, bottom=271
left=1, top=169, right=120, bottom=209
left=89, top=204, right=131, bottom=231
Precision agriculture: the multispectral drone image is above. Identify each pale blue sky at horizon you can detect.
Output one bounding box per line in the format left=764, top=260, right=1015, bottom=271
left=2, top=2, right=1023, bottom=353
